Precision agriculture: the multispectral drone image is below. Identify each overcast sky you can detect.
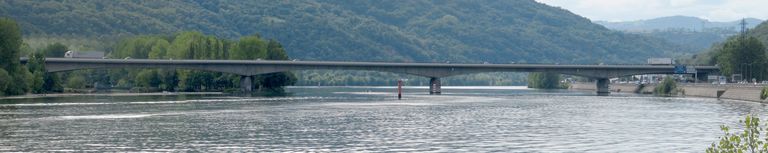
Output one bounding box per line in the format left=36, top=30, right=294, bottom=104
left=535, top=0, right=768, bottom=22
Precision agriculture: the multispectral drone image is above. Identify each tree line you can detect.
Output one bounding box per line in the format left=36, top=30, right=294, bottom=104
left=0, top=18, right=57, bottom=96
left=105, top=31, right=296, bottom=92
left=682, top=21, right=768, bottom=82
left=712, top=36, right=767, bottom=81
left=0, top=18, right=295, bottom=96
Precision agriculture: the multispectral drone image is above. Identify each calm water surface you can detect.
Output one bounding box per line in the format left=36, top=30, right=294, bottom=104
left=1, top=86, right=767, bottom=152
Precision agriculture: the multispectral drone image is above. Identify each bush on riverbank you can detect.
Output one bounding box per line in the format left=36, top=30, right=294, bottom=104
left=129, top=87, right=161, bottom=93
left=761, top=87, right=768, bottom=100
left=654, top=76, right=677, bottom=97
left=527, top=72, right=567, bottom=89
left=63, top=88, right=93, bottom=93
left=707, top=115, right=768, bottom=152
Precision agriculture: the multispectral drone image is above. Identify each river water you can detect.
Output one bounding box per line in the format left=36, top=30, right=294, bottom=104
left=0, top=86, right=766, bottom=152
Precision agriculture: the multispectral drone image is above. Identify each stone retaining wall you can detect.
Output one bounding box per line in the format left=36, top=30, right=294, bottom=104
left=718, top=87, right=763, bottom=102
left=570, top=83, right=766, bottom=102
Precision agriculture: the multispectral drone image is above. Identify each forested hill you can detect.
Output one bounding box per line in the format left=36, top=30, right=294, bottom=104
left=1, top=0, right=687, bottom=64
left=748, top=21, right=768, bottom=45
left=596, top=16, right=762, bottom=32
left=595, top=16, right=763, bottom=51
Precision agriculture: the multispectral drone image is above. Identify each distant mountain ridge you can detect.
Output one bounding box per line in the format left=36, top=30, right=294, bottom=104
left=596, top=16, right=763, bottom=32
left=681, top=20, right=768, bottom=65
left=1, top=0, right=689, bottom=64
left=596, top=16, right=765, bottom=52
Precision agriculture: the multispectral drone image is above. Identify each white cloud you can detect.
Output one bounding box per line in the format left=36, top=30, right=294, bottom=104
left=535, top=0, right=767, bottom=22
left=706, top=0, right=768, bottom=21
left=669, top=0, right=698, bottom=7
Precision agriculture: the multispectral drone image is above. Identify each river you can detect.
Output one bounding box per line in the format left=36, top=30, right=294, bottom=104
left=0, top=86, right=765, bottom=152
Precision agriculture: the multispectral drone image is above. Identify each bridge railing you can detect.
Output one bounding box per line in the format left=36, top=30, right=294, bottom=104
left=610, top=82, right=768, bottom=88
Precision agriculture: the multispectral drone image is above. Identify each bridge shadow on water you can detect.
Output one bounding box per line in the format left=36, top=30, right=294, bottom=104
left=228, top=90, right=293, bottom=97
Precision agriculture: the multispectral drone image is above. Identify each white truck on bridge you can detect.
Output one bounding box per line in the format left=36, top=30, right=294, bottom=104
left=647, top=58, right=674, bottom=65
left=64, top=51, right=105, bottom=59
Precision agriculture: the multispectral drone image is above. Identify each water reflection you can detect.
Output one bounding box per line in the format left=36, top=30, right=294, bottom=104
left=0, top=86, right=766, bottom=152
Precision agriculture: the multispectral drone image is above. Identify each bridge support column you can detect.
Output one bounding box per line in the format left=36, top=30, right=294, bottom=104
left=429, top=77, right=441, bottom=95
left=241, top=76, right=253, bottom=92
left=596, top=78, right=610, bottom=96
left=696, top=72, right=709, bottom=83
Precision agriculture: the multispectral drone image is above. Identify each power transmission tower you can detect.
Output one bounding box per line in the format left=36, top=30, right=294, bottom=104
left=740, top=18, right=748, bottom=40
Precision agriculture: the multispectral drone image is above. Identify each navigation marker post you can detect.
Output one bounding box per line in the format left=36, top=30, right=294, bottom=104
left=397, top=79, right=403, bottom=100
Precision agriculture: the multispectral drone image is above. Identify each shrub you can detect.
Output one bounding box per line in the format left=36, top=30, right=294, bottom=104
left=654, top=76, right=677, bottom=97
left=761, top=87, right=768, bottom=100
left=527, top=72, right=566, bottom=89
left=0, top=69, right=9, bottom=95
left=707, top=115, right=768, bottom=152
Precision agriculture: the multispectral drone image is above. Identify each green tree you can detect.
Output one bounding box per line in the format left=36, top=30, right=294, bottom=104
left=43, top=73, right=63, bottom=92
left=714, top=37, right=767, bottom=80
left=0, top=69, right=9, bottom=96
left=66, top=75, right=87, bottom=89
left=148, top=39, right=171, bottom=59
left=259, top=40, right=297, bottom=91
left=5, top=69, right=32, bottom=95
left=26, top=52, right=45, bottom=73
left=26, top=52, right=47, bottom=93
left=26, top=52, right=45, bottom=96
left=136, top=70, right=161, bottom=87
left=0, top=18, right=22, bottom=72
left=527, top=72, right=565, bottom=89
left=260, top=72, right=297, bottom=91
left=164, top=32, right=232, bottom=91
left=97, top=32, right=296, bottom=93
left=266, top=40, right=289, bottom=60
left=157, top=69, right=178, bottom=91
left=654, top=76, right=677, bottom=97
left=761, top=86, right=768, bottom=100
left=42, top=43, right=68, bottom=57
left=19, top=43, right=32, bottom=57
left=230, top=35, right=267, bottom=60
left=707, top=115, right=768, bottom=152
left=0, top=18, right=34, bottom=96
left=28, top=51, right=62, bottom=93
left=30, top=72, right=44, bottom=93
left=113, top=36, right=170, bottom=59
left=167, top=32, right=204, bottom=59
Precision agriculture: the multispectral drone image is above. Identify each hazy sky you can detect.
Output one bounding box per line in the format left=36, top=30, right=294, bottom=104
left=535, top=0, right=768, bottom=22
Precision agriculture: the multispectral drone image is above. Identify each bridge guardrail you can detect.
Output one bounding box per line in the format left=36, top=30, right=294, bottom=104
left=609, top=82, right=767, bottom=88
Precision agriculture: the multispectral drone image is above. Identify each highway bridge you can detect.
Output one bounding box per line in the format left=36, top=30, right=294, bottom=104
left=20, top=58, right=720, bottom=95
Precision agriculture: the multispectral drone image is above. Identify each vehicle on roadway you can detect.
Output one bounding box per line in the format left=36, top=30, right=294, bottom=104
left=64, top=50, right=105, bottom=59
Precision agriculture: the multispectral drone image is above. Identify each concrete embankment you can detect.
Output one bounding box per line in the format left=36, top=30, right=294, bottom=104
left=571, top=82, right=765, bottom=102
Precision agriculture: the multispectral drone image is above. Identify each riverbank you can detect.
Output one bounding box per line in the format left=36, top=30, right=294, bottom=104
left=571, top=82, right=765, bottom=102
left=0, top=92, right=224, bottom=100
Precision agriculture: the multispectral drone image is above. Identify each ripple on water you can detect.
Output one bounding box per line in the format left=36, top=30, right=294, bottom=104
left=1, top=88, right=768, bottom=152
left=55, top=113, right=167, bottom=120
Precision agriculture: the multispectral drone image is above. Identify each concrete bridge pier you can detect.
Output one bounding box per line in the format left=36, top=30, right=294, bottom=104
left=695, top=72, right=709, bottom=83
left=429, top=77, right=441, bottom=95
left=596, top=78, right=610, bottom=96
left=241, top=76, right=254, bottom=92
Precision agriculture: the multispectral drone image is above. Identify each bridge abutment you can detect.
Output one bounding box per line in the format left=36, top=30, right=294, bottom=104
left=596, top=78, right=610, bottom=96
left=241, top=76, right=253, bottom=92
left=429, top=77, right=441, bottom=95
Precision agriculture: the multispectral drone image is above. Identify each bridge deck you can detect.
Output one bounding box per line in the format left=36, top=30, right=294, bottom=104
left=20, top=58, right=720, bottom=95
